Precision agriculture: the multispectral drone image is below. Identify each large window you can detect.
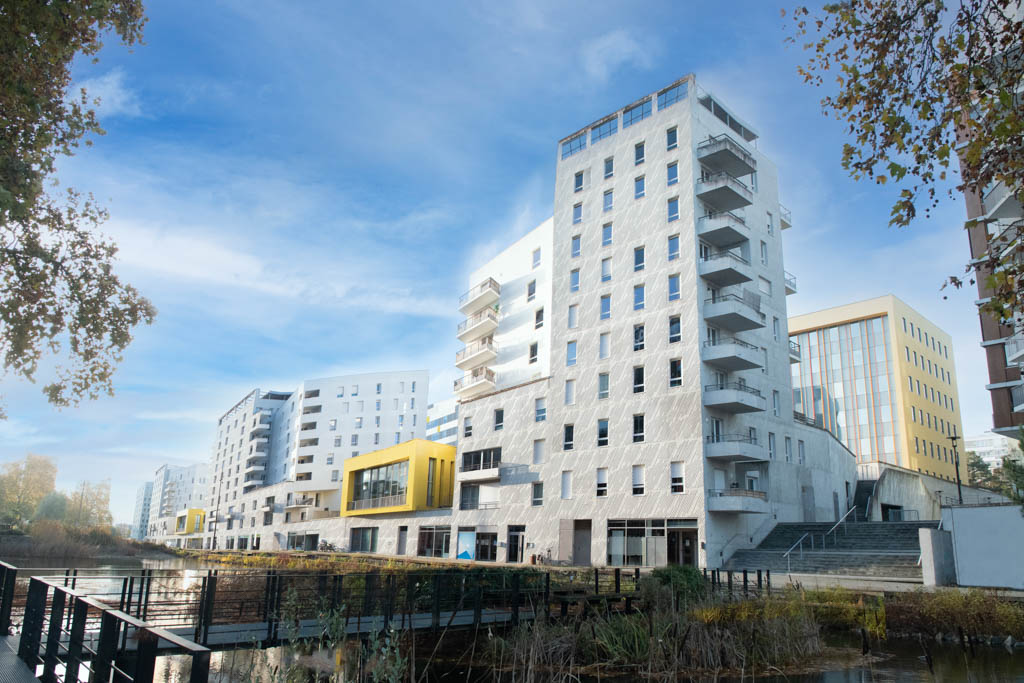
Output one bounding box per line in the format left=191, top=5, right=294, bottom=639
left=462, top=448, right=501, bottom=472
left=417, top=526, right=450, bottom=557
left=350, top=527, right=378, bottom=553
left=350, top=461, right=409, bottom=507
left=561, top=132, right=586, bottom=160
left=657, top=82, right=687, bottom=109
left=623, top=99, right=652, bottom=127
left=591, top=116, right=618, bottom=143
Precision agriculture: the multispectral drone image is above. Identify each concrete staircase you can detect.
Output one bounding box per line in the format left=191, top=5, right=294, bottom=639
left=724, top=520, right=938, bottom=579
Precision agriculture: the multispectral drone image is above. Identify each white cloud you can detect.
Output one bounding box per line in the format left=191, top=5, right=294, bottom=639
left=579, top=30, right=653, bottom=85
left=133, top=410, right=213, bottom=424
left=75, top=68, right=142, bottom=119
left=0, top=418, right=61, bottom=449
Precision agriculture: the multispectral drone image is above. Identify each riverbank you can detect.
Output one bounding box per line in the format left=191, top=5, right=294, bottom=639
left=0, top=525, right=178, bottom=561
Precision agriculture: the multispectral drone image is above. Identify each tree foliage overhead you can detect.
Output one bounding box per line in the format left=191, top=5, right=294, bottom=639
left=1, top=0, right=155, bottom=414
left=787, top=0, right=1024, bottom=320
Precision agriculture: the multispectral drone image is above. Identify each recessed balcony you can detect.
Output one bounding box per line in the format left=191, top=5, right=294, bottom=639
left=454, top=367, right=496, bottom=399
left=699, top=251, right=753, bottom=286
left=697, top=134, right=757, bottom=177
left=705, top=435, right=767, bottom=462
left=702, top=337, right=762, bottom=370
left=697, top=212, right=749, bottom=247
left=456, top=338, right=498, bottom=371
left=779, top=205, right=792, bottom=230
left=457, top=309, right=499, bottom=343
left=703, top=382, right=767, bottom=413
left=789, top=340, right=801, bottom=364
left=696, top=172, right=753, bottom=212
left=459, top=277, right=501, bottom=315
left=285, top=498, right=315, bottom=510
left=704, top=294, right=764, bottom=332
left=458, top=458, right=502, bottom=483
left=707, top=488, right=769, bottom=514
left=784, top=271, right=797, bottom=295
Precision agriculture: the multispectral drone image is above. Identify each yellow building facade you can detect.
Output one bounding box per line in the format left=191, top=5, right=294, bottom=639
left=174, top=508, right=205, bottom=535
left=341, top=439, right=455, bottom=517
left=790, top=295, right=966, bottom=483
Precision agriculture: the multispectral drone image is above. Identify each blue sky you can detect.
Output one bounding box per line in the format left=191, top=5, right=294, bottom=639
left=0, top=1, right=987, bottom=522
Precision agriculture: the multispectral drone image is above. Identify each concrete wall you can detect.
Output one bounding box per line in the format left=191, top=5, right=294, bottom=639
left=863, top=463, right=1011, bottom=520
left=942, top=503, right=1024, bottom=589
left=919, top=528, right=956, bottom=586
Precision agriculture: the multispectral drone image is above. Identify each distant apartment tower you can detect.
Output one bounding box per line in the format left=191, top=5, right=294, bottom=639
left=439, top=74, right=857, bottom=568
left=145, top=462, right=209, bottom=542
left=131, top=481, right=152, bottom=541
left=965, top=431, right=1022, bottom=469
left=203, top=371, right=429, bottom=550
left=425, top=398, right=459, bottom=446
left=789, top=295, right=966, bottom=483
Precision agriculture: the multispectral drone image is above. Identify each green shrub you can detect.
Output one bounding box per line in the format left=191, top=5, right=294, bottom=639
left=649, top=564, right=706, bottom=600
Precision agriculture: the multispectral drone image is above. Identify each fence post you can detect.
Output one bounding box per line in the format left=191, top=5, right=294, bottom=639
left=190, top=649, right=212, bottom=683
left=472, top=574, right=482, bottom=627
left=64, top=597, right=88, bottom=683
left=0, top=563, right=16, bottom=635
left=91, top=610, right=121, bottom=683
left=41, top=588, right=66, bottom=683
left=543, top=572, right=551, bottom=620
left=18, top=577, right=47, bottom=663
left=202, top=572, right=217, bottom=646
left=766, top=569, right=771, bottom=591
left=635, top=567, right=640, bottom=584
left=431, top=574, right=441, bottom=632
left=594, top=568, right=599, bottom=595
left=727, top=571, right=733, bottom=595
left=133, top=630, right=159, bottom=683
left=614, top=568, right=621, bottom=594
left=757, top=569, right=763, bottom=592
left=511, top=573, right=520, bottom=626
left=742, top=569, right=748, bottom=595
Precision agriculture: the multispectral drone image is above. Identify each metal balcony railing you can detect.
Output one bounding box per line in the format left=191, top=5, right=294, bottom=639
left=704, top=382, right=763, bottom=398
left=460, top=459, right=501, bottom=472
left=784, top=271, right=797, bottom=291
left=697, top=171, right=752, bottom=194
left=457, top=309, right=498, bottom=335
left=705, top=433, right=758, bottom=445
left=702, top=250, right=750, bottom=266
left=779, top=204, right=792, bottom=225
left=704, top=293, right=760, bottom=313
left=697, top=133, right=757, bottom=167
left=789, top=339, right=801, bottom=355
left=459, top=278, right=501, bottom=306
left=703, top=337, right=759, bottom=351
left=454, top=367, right=496, bottom=392
left=708, top=488, right=767, bottom=500
left=347, top=493, right=407, bottom=511
left=459, top=501, right=499, bottom=511
left=455, top=338, right=497, bottom=363
left=792, top=411, right=818, bottom=427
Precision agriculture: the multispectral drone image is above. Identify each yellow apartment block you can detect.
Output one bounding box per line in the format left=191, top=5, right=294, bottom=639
left=174, top=508, right=205, bottom=535
left=789, top=295, right=966, bottom=483
left=341, top=439, right=455, bottom=517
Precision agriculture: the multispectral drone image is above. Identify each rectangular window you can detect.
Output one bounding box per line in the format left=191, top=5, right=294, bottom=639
left=529, top=342, right=539, bottom=363
left=785, top=436, right=793, bottom=463
left=598, top=372, right=609, bottom=399
left=634, top=175, right=645, bottom=198
left=633, top=284, right=645, bottom=310
left=768, top=432, right=776, bottom=459
left=591, top=116, right=617, bottom=142
left=624, top=99, right=651, bottom=127
left=666, top=126, right=677, bottom=150
left=634, top=246, right=645, bottom=271
left=601, top=257, right=612, bottom=282
left=533, top=440, right=544, bottom=465
left=599, top=332, right=610, bottom=359
left=668, top=197, right=679, bottom=222
left=667, top=162, right=678, bottom=186
left=760, top=241, right=768, bottom=265
left=602, top=222, right=612, bottom=246
left=568, top=304, right=579, bottom=329
left=564, top=379, right=575, bottom=405
left=670, top=462, right=684, bottom=493
left=633, top=324, right=645, bottom=351
left=572, top=203, right=582, bottom=224
left=571, top=234, right=581, bottom=258
left=632, top=464, right=645, bottom=494
left=561, top=132, right=586, bottom=159
left=658, top=82, right=687, bottom=109
left=464, top=417, right=472, bottom=438
left=532, top=482, right=543, bottom=506
left=574, top=171, right=583, bottom=192
left=668, top=274, right=680, bottom=301
left=600, top=294, right=611, bottom=319
left=563, top=424, right=574, bottom=450
left=632, top=414, right=645, bottom=443
left=560, top=471, right=572, bottom=500
left=494, top=409, right=504, bottom=431
left=798, top=440, right=806, bottom=464
left=633, top=366, right=645, bottom=393
left=597, top=419, right=609, bottom=447
left=603, top=189, right=613, bottom=212
left=329, top=419, right=337, bottom=431
left=604, top=157, right=614, bottom=178
left=669, top=315, right=681, bottom=343
left=772, top=390, right=780, bottom=416
left=596, top=468, right=608, bottom=497
left=570, top=269, right=580, bottom=292
left=535, top=398, right=547, bottom=422
left=532, top=248, right=541, bottom=268
left=535, top=308, right=544, bottom=329
left=567, top=341, right=578, bottom=366
left=773, top=316, right=780, bottom=341
left=634, top=141, right=646, bottom=165
left=668, top=234, right=679, bottom=260
left=527, top=279, right=536, bottom=301
left=669, top=358, right=682, bottom=387
left=351, top=434, right=359, bottom=446
left=376, top=382, right=382, bottom=394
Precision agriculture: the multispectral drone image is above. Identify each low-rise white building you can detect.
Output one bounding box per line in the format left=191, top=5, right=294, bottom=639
left=965, top=431, right=1022, bottom=468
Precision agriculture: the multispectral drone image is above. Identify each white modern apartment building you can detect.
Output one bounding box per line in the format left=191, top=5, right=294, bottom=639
left=966, top=431, right=1022, bottom=468
left=440, top=74, right=857, bottom=568
left=146, top=463, right=209, bottom=543
left=425, top=398, right=459, bottom=446
left=131, top=482, right=152, bottom=541
left=202, top=371, right=429, bottom=550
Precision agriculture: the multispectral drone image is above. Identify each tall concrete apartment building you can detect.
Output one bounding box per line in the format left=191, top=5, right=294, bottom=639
left=145, top=463, right=209, bottom=544
left=201, top=371, right=428, bottom=550
left=131, top=481, right=152, bottom=541
left=790, top=295, right=966, bottom=484
left=437, top=74, right=857, bottom=568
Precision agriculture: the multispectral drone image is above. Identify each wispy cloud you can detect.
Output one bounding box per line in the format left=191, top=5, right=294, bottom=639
left=75, top=68, right=142, bottom=118
left=579, top=30, right=654, bottom=85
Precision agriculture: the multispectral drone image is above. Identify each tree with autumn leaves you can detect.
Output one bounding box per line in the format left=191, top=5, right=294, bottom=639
left=0, top=454, right=112, bottom=529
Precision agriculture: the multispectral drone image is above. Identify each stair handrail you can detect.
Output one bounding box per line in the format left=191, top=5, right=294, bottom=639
left=782, top=532, right=810, bottom=573
left=824, top=505, right=859, bottom=547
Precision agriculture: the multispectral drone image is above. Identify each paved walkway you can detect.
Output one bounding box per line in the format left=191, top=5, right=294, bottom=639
left=0, top=636, right=38, bottom=683
left=780, top=572, right=1024, bottom=598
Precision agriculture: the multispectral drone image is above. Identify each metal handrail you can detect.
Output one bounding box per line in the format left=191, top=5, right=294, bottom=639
left=697, top=133, right=756, bottom=166
left=784, top=270, right=797, bottom=290
left=705, top=433, right=758, bottom=445
left=704, top=336, right=759, bottom=351
left=782, top=532, right=810, bottom=573
left=704, top=382, right=763, bottom=397
left=704, top=293, right=760, bottom=311
left=457, top=309, right=498, bottom=334
left=459, top=277, right=501, bottom=306
left=697, top=170, right=752, bottom=193
left=460, top=459, right=501, bottom=472
left=702, top=210, right=747, bottom=225
left=823, top=506, right=859, bottom=547
left=701, top=250, right=750, bottom=266
left=789, top=339, right=801, bottom=355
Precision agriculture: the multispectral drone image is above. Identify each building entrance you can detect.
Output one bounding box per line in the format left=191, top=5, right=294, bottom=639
left=507, top=525, right=525, bottom=563
left=667, top=529, right=698, bottom=566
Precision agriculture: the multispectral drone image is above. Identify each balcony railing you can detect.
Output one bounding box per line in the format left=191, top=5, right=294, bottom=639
left=697, top=134, right=757, bottom=172
left=459, top=501, right=499, bottom=511
left=704, top=382, right=763, bottom=398
left=1012, top=383, right=1024, bottom=411
left=704, top=293, right=760, bottom=313
left=784, top=270, right=797, bottom=292
left=789, top=340, right=801, bottom=356
left=459, top=277, right=501, bottom=306
left=705, top=433, right=758, bottom=446
left=460, top=459, right=501, bottom=472
left=793, top=411, right=819, bottom=427
left=708, top=488, right=767, bottom=500
left=779, top=204, right=792, bottom=227
left=703, top=337, right=759, bottom=351
left=454, top=367, right=496, bottom=392
left=457, top=309, right=499, bottom=335
left=347, top=493, right=407, bottom=511
left=455, top=339, right=497, bottom=364
left=702, top=250, right=750, bottom=266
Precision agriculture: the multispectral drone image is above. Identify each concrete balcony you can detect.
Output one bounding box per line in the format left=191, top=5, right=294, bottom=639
left=789, top=339, right=801, bottom=364
left=704, top=294, right=764, bottom=332
left=459, top=277, right=501, bottom=315
left=703, top=382, right=767, bottom=413
left=696, top=172, right=753, bottom=212
left=455, top=338, right=498, bottom=371
left=244, top=460, right=265, bottom=475
left=457, top=309, right=499, bottom=343
left=285, top=497, right=315, bottom=510
left=1005, top=333, right=1024, bottom=366
left=707, top=488, right=769, bottom=514
left=983, top=180, right=1023, bottom=221
left=705, top=435, right=767, bottom=462
left=699, top=251, right=753, bottom=286
left=697, top=134, right=757, bottom=177
left=1012, top=383, right=1024, bottom=414
left=347, top=493, right=407, bottom=512
left=454, top=366, right=496, bottom=399
left=779, top=205, right=792, bottom=230
left=702, top=337, right=762, bottom=370
left=458, top=461, right=502, bottom=483
left=697, top=212, right=749, bottom=247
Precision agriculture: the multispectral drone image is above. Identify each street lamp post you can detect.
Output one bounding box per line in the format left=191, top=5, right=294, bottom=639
left=948, top=426, right=963, bottom=505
